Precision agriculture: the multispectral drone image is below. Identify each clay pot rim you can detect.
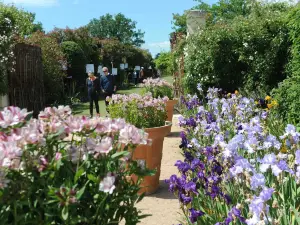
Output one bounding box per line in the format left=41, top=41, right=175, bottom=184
left=144, top=121, right=172, bottom=132
left=166, top=99, right=179, bottom=103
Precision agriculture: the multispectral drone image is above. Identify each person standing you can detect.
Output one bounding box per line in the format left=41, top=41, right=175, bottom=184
left=86, top=72, right=101, bottom=118
left=133, top=70, right=138, bottom=86
left=139, top=67, right=144, bottom=81
left=100, top=67, right=116, bottom=113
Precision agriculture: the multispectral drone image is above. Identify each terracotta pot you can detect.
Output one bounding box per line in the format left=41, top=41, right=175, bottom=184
left=131, top=121, right=172, bottom=195
left=166, top=99, right=178, bottom=122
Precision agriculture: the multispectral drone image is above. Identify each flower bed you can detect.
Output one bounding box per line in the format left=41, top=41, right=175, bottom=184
left=141, top=78, right=177, bottom=122
left=107, top=93, right=168, bottom=128
left=0, top=106, right=152, bottom=224
left=141, top=77, right=174, bottom=100
left=167, top=86, right=300, bottom=224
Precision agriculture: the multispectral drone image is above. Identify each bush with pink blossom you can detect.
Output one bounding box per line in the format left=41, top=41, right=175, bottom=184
left=107, top=93, right=168, bottom=129
left=0, top=106, right=152, bottom=224
left=141, top=78, right=174, bottom=100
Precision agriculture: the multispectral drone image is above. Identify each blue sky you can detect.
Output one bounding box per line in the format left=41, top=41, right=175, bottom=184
left=2, top=0, right=215, bottom=56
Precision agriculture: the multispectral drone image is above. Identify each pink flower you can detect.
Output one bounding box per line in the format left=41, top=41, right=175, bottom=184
left=119, top=125, right=149, bottom=145
left=38, top=156, right=48, bottom=172
left=95, top=137, right=113, bottom=154
left=55, top=152, right=62, bottom=161
left=0, top=106, right=29, bottom=128
left=0, top=141, right=22, bottom=169
left=39, top=106, right=71, bottom=120
left=99, top=172, right=116, bottom=194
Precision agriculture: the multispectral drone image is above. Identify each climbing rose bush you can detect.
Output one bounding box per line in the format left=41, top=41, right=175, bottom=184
left=0, top=16, right=16, bottom=95
left=141, top=77, right=174, bottom=100
left=167, top=85, right=300, bottom=225
left=107, top=93, right=168, bottom=129
left=0, top=106, right=152, bottom=225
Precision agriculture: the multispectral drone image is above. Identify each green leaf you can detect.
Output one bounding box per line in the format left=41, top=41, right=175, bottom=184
left=62, top=206, right=69, bottom=221
left=74, top=167, right=85, bottom=182
left=111, top=151, right=130, bottom=159
left=291, top=207, right=300, bottom=224
left=137, top=192, right=145, bottom=203
left=76, top=184, right=87, bottom=200
left=138, top=214, right=152, bottom=219
left=87, top=174, right=98, bottom=183
left=24, top=113, right=33, bottom=121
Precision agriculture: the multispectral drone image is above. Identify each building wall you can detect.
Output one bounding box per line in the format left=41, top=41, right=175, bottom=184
left=186, top=10, right=207, bottom=37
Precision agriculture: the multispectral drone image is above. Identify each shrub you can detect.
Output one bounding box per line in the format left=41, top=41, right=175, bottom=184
left=61, top=41, right=87, bottom=86
left=184, top=2, right=290, bottom=94
left=0, top=11, right=15, bottom=95
left=141, top=77, right=174, bottom=100
left=271, top=5, right=300, bottom=126
left=272, top=75, right=300, bottom=126
left=107, top=93, right=168, bottom=129
left=0, top=106, right=151, bottom=224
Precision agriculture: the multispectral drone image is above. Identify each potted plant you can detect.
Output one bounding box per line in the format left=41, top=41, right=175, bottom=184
left=0, top=106, right=151, bottom=224
left=107, top=93, right=171, bottom=194
left=141, top=78, right=178, bottom=122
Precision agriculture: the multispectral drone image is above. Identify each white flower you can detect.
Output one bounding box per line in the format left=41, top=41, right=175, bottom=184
left=99, top=172, right=116, bottom=194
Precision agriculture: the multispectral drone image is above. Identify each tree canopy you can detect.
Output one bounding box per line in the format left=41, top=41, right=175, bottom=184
left=87, top=13, right=145, bottom=47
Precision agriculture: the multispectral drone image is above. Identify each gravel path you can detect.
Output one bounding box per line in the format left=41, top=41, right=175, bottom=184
left=137, top=115, right=183, bottom=225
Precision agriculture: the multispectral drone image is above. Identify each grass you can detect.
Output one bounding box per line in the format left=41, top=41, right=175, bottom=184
left=73, top=75, right=173, bottom=116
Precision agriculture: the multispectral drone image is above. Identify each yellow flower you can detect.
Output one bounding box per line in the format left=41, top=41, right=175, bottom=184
left=255, top=101, right=258, bottom=105
left=235, top=90, right=239, bottom=95
left=267, top=104, right=272, bottom=109
left=265, top=96, right=271, bottom=101
left=280, top=143, right=287, bottom=153
left=271, top=100, right=278, bottom=107
left=227, top=93, right=231, bottom=97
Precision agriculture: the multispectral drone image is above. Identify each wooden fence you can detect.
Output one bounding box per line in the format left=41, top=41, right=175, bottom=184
left=8, top=43, right=45, bottom=116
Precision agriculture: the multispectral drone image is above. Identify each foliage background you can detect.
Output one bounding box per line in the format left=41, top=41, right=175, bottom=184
left=183, top=2, right=290, bottom=94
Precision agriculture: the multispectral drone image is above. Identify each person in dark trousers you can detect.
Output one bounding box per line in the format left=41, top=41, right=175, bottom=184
left=133, top=70, right=138, bottom=86
left=100, top=67, right=116, bottom=113
left=86, top=72, right=101, bottom=118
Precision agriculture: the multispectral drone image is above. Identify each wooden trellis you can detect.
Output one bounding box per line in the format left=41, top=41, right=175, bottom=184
left=170, top=32, right=185, bottom=99
left=8, top=43, right=45, bottom=116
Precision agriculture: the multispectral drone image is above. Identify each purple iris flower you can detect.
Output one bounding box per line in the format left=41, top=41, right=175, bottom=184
left=184, top=151, right=194, bottom=162
left=295, top=150, right=300, bottom=165
left=250, top=173, right=265, bottom=190
left=223, top=194, right=232, bottom=204
left=259, top=187, right=274, bottom=201
left=179, top=194, right=192, bottom=205
left=189, top=208, right=204, bottom=223
left=184, top=181, right=198, bottom=194
left=175, top=160, right=191, bottom=174
left=191, top=159, right=205, bottom=171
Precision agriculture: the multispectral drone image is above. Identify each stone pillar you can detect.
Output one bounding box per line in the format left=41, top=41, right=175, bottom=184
left=186, top=10, right=207, bottom=37
left=0, top=95, right=9, bottom=108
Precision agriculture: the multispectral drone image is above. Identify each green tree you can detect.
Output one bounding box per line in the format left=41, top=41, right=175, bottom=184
left=49, top=27, right=101, bottom=67
left=61, top=41, right=87, bottom=86
left=0, top=3, right=43, bottom=35
left=87, top=13, right=145, bottom=46
left=154, top=52, right=173, bottom=76
left=171, top=13, right=187, bottom=34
